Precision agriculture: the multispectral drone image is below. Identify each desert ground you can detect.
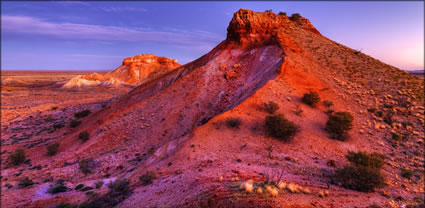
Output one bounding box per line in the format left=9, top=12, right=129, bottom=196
left=1, top=9, right=424, bottom=208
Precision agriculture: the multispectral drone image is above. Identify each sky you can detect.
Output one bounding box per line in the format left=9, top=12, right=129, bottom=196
left=1, top=1, right=424, bottom=71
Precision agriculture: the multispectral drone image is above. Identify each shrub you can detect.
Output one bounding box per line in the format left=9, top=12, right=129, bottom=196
left=225, top=117, right=242, bottom=129
left=75, top=184, right=84, bottom=190
left=81, top=186, right=93, bottom=191
left=325, top=112, right=353, bottom=141
left=95, top=181, right=104, bottom=189
left=53, top=123, right=64, bottom=130
left=335, top=151, right=385, bottom=192
left=69, top=120, right=81, bottom=128
left=78, top=131, right=90, bottom=142
left=47, top=142, right=60, bottom=156
left=9, top=149, right=26, bottom=165
left=335, top=165, right=385, bottom=192
left=79, top=158, right=96, bottom=175
left=263, top=101, right=279, bottom=114
left=18, top=177, right=34, bottom=188
left=289, top=13, right=302, bottom=21
left=367, top=108, right=376, bottom=113
left=392, top=133, right=401, bottom=141
left=302, top=92, right=320, bottom=106
left=139, top=171, right=156, bottom=186
left=265, top=114, right=299, bottom=142
left=346, top=151, right=384, bottom=169
left=401, top=168, right=413, bottom=179
left=278, top=11, right=287, bottom=16
left=51, top=106, right=58, bottom=110
left=79, top=194, right=118, bottom=208
left=74, top=110, right=91, bottom=118
left=108, top=178, right=130, bottom=197
left=323, top=100, right=334, bottom=108
left=48, top=181, right=68, bottom=194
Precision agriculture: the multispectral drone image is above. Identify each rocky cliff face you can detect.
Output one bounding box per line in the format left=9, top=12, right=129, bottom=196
left=62, top=54, right=180, bottom=88
left=226, top=9, right=320, bottom=47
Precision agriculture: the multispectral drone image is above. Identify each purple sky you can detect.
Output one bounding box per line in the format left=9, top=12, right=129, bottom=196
left=1, top=1, right=423, bottom=71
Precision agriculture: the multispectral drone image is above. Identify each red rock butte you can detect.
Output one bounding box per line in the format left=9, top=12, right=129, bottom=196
left=63, top=54, right=180, bottom=88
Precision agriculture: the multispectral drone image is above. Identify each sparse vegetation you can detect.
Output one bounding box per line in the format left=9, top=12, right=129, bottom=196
left=140, top=171, right=156, bottom=186
left=323, top=100, right=334, bottom=109
left=289, top=13, right=302, bottom=21
left=95, top=181, right=104, bottom=189
left=108, top=178, right=130, bottom=197
left=18, top=177, right=34, bottom=188
left=335, top=151, right=385, bottom=192
left=9, top=149, right=26, bottom=165
left=325, top=112, right=353, bottom=141
left=78, top=131, right=90, bottom=142
left=74, top=110, right=91, bottom=118
left=48, top=180, right=68, bottom=194
left=263, top=101, right=279, bottom=114
left=401, top=168, right=413, bottom=179
left=47, top=142, right=60, bottom=156
left=265, top=114, right=299, bottom=142
left=225, top=117, right=242, bottom=129
left=75, top=184, right=84, bottom=190
left=79, top=158, right=96, bottom=175
left=294, top=105, right=303, bottom=116
left=81, top=186, right=93, bottom=191
left=278, top=11, right=287, bottom=16
left=70, top=120, right=81, bottom=128
left=302, top=92, right=320, bottom=106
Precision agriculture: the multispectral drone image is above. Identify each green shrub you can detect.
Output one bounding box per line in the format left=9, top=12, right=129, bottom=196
left=225, top=117, right=242, bottom=129
left=18, top=177, right=34, bottom=188
left=265, top=114, right=299, bottom=142
left=108, top=178, right=130, bottom=197
left=263, top=101, right=279, bottom=114
left=48, top=181, right=68, bottom=194
left=367, top=108, right=376, bottom=113
left=81, top=186, right=93, bottom=191
left=79, top=158, right=96, bottom=175
left=392, top=133, right=401, bottom=141
left=9, top=149, right=26, bottom=165
left=302, top=92, right=320, bottom=106
left=47, top=142, right=60, bottom=156
left=401, top=168, right=413, bottom=179
left=79, top=194, right=118, bottom=208
left=335, top=151, right=385, bottom=192
left=95, top=181, right=104, bottom=189
left=51, top=106, right=58, bottom=110
left=289, top=13, right=302, bottom=21
left=325, top=112, right=353, bottom=141
left=278, top=11, right=287, bottom=16
left=78, top=131, right=90, bottom=142
left=375, top=111, right=383, bottom=117
left=69, top=120, right=81, bottom=128
left=75, top=184, right=84, bottom=190
left=323, top=100, right=334, bottom=108
left=74, top=110, right=91, bottom=118
left=139, top=171, right=156, bottom=186
left=346, top=151, right=384, bottom=169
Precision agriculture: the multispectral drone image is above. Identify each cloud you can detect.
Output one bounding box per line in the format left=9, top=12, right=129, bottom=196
left=55, top=1, right=91, bottom=6
left=1, top=15, right=223, bottom=48
left=99, top=6, right=148, bottom=12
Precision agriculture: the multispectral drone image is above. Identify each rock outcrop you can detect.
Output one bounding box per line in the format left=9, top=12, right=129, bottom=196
left=62, top=54, right=180, bottom=88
